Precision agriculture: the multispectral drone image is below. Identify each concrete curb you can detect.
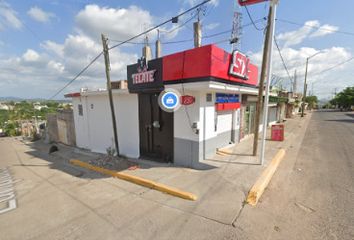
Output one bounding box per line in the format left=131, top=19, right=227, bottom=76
left=70, top=159, right=197, bottom=201
left=246, top=149, right=286, bottom=206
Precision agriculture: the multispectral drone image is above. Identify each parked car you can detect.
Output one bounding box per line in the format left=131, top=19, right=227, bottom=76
left=0, top=132, right=7, bottom=137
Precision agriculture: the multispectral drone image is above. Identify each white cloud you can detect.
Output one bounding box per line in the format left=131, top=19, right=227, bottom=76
left=310, top=24, right=339, bottom=38
left=204, top=22, right=219, bottom=30
left=75, top=5, right=154, bottom=41
left=23, top=49, right=40, bottom=62
left=277, top=20, right=320, bottom=47
left=0, top=3, right=195, bottom=98
left=276, top=20, right=340, bottom=48
left=183, top=0, right=219, bottom=7
left=250, top=45, right=352, bottom=99
left=41, top=40, right=64, bottom=58
left=0, top=0, right=22, bottom=30
left=27, top=6, right=55, bottom=23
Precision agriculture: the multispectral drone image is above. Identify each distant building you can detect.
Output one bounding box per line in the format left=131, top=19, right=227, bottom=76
left=0, top=103, right=9, bottom=110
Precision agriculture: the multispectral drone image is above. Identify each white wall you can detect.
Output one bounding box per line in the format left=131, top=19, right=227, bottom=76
left=71, top=92, right=139, bottom=158
left=72, top=97, right=90, bottom=149
left=173, top=90, right=200, bottom=142
left=216, top=111, right=233, bottom=134
left=86, top=95, right=114, bottom=154
left=113, top=94, right=140, bottom=158
left=200, top=91, right=217, bottom=142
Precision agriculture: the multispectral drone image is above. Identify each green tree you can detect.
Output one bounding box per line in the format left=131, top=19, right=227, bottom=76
left=331, top=87, right=354, bottom=109
left=0, top=109, right=9, bottom=129
left=305, top=95, right=318, bottom=109
left=4, top=122, right=19, bottom=136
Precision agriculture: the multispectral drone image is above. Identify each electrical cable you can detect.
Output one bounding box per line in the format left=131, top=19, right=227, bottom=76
left=49, top=0, right=212, bottom=99
left=49, top=52, right=103, bottom=99
left=244, top=5, right=265, bottom=31
left=109, top=18, right=265, bottom=46
left=274, top=36, right=293, bottom=85
left=277, top=18, right=354, bottom=37
left=109, top=0, right=212, bottom=50
left=309, top=57, right=354, bottom=84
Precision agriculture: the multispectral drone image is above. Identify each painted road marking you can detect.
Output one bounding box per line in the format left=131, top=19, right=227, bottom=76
left=0, top=167, right=17, bottom=214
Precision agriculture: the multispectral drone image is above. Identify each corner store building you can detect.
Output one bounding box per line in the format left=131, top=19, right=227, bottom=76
left=67, top=44, right=260, bottom=168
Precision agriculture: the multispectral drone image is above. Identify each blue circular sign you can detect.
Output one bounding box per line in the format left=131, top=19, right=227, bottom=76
left=161, top=92, right=179, bottom=109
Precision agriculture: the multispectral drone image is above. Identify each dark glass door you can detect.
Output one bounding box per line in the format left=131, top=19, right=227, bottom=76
left=138, top=93, right=173, bottom=163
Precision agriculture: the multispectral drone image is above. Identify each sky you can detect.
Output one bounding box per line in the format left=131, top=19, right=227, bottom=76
left=1, top=0, right=354, bottom=100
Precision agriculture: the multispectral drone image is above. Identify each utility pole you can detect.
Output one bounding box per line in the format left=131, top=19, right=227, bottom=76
left=259, top=0, right=278, bottom=165
left=252, top=1, right=276, bottom=157
left=155, top=30, right=161, bottom=58
left=101, top=34, right=120, bottom=156
left=193, top=6, right=203, bottom=48
left=293, top=69, right=297, bottom=95
left=301, top=58, right=309, bottom=117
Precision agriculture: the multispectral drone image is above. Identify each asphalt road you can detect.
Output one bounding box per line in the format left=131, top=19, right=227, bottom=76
left=234, top=111, right=354, bottom=240
left=0, top=111, right=353, bottom=240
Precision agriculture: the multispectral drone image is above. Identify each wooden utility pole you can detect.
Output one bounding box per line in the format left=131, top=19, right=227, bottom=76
left=301, top=57, right=309, bottom=117
left=252, top=7, right=272, bottom=156
left=101, top=34, right=120, bottom=156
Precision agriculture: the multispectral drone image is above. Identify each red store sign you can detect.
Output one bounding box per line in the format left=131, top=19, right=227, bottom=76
left=238, top=0, right=268, bottom=6
left=180, top=95, right=195, bottom=105
left=229, top=51, right=250, bottom=79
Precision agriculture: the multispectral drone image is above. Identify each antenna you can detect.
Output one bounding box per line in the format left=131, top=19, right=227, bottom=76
left=230, top=1, right=243, bottom=50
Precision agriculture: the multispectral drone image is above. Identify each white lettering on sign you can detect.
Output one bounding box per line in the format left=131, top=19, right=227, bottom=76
left=132, top=70, right=156, bottom=84
left=229, top=51, right=250, bottom=79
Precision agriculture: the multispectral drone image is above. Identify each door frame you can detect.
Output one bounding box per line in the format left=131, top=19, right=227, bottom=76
left=138, top=92, right=174, bottom=163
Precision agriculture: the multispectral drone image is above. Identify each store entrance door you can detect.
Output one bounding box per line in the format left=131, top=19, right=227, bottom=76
left=138, top=93, right=174, bottom=163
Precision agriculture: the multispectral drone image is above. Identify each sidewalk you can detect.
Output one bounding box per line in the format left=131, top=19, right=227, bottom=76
left=27, top=113, right=313, bottom=225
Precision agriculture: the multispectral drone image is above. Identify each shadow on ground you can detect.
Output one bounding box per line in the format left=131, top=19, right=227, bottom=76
left=20, top=140, right=216, bottom=181
left=325, top=119, right=354, bottom=123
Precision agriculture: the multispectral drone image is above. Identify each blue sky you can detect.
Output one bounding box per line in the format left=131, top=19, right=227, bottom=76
left=1, top=0, right=354, bottom=100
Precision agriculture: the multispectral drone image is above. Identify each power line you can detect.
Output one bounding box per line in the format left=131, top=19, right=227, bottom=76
left=109, top=0, right=212, bottom=51
left=274, top=36, right=293, bottom=85
left=110, top=18, right=266, bottom=46
left=277, top=18, right=354, bottom=37
left=244, top=5, right=265, bottom=31
left=49, top=0, right=212, bottom=99
left=49, top=52, right=103, bottom=99
left=310, top=57, right=354, bottom=82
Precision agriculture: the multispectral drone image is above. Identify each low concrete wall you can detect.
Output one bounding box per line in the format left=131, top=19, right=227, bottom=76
left=57, top=110, right=76, bottom=146
left=47, top=114, right=58, bottom=143
left=174, top=129, right=240, bottom=168
left=47, top=110, right=76, bottom=146
left=174, top=137, right=201, bottom=168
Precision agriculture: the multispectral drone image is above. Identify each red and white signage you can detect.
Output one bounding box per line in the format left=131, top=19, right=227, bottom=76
left=132, top=70, right=156, bottom=84
left=238, top=0, right=268, bottom=6
left=229, top=51, right=250, bottom=79
left=180, top=95, right=195, bottom=105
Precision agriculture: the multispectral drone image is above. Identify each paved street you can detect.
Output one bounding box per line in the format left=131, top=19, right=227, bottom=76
left=235, top=111, right=354, bottom=239
left=0, top=111, right=353, bottom=239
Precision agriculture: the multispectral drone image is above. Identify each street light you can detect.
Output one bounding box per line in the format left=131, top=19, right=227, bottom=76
left=301, top=51, right=323, bottom=117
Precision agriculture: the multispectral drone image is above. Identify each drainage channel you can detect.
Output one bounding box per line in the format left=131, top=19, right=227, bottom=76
left=0, top=167, right=17, bottom=214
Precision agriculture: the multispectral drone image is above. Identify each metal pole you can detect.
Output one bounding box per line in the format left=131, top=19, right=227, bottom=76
left=260, top=0, right=278, bottom=165
left=301, top=58, right=309, bottom=117
left=101, top=34, right=120, bottom=156
left=252, top=7, right=272, bottom=156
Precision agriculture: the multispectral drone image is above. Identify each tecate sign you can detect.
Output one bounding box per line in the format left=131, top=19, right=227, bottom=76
left=229, top=51, right=250, bottom=79
left=238, top=0, right=268, bottom=6
left=132, top=70, right=156, bottom=84
left=132, top=57, right=156, bottom=84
